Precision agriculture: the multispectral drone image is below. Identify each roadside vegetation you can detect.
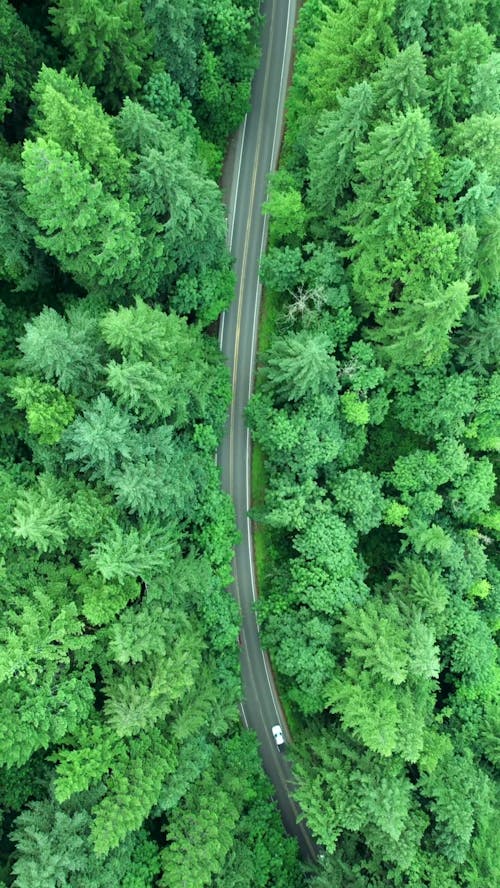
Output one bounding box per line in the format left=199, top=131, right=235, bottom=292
left=251, top=0, right=499, bottom=884
left=0, top=1, right=304, bottom=885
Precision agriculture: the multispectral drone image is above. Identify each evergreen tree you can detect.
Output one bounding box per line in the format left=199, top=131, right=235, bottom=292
left=264, top=330, right=338, bottom=402
left=0, top=155, right=50, bottom=292
left=373, top=41, right=429, bottom=116
left=308, top=81, right=375, bottom=223
left=249, top=1, right=499, bottom=883
left=49, top=0, right=153, bottom=111
left=22, top=138, right=142, bottom=295
left=0, top=0, right=46, bottom=136
left=18, top=305, right=103, bottom=396
left=30, top=66, right=130, bottom=193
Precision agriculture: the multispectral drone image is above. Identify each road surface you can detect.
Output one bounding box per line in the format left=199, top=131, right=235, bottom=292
left=218, top=0, right=318, bottom=862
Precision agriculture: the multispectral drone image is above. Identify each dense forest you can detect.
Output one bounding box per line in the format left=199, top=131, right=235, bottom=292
left=1, top=0, right=499, bottom=886
left=0, top=1, right=305, bottom=885
left=251, top=0, right=499, bottom=885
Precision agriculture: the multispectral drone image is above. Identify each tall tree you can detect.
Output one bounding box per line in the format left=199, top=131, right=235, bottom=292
left=49, top=0, right=152, bottom=110
left=30, top=66, right=130, bottom=193
left=263, top=330, right=339, bottom=402
left=0, top=154, right=51, bottom=292
left=21, top=138, right=142, bottom=295
left=0, top=0, right=46, bottom=136
left=307, top=81, right=375, bottom=223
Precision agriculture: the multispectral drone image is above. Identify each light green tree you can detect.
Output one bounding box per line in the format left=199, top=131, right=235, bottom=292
left=264, top=330, right=338, bottom=402
left=18, top=305, right=103, bottom=396
left=13, top=474, right=70, bottom=554
left=30, top=65, right=130, bottom=192
left=11, top=377, right=75, bottom=444
left=22, top=138, right=142, bottom=294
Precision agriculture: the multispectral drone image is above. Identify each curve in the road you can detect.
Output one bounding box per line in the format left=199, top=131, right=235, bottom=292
left=218, top=0, right=317, bottom=862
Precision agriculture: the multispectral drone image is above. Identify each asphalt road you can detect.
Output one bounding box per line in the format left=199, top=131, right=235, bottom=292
left=217, top=0, right=318, bottom=862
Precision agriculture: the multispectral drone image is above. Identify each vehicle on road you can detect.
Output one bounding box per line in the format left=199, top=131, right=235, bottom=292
left=272, top=724, right=285, bottom=748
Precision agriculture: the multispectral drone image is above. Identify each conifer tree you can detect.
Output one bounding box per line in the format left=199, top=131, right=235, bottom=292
left=49, top=0, right=152, bottom=110
left=22, top=138, right=142, bottom=295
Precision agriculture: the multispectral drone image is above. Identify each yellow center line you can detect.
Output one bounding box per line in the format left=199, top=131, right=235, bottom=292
left=225, top=1, right=316, bottom=860
left=243, top=651, right=318, bottom=860
left=227, top=0, right=298, bottom=822
left=228, top=4, right=276, bottom=499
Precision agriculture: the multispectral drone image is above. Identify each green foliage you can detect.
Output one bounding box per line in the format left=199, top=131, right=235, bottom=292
left=263, top=171, right=307, bottom=245
left=0, top=154, right=50, bottom=292
left=159, top=732, right=302, bottom=888
left=295, top=0, right=397, bottom=116
left=432, top=23, right=494, bottom=122
left=172, top=263, right=235, bottom=327
left=329, top=469, right=384, bottom=534
left=160, top=776, right=238, bottom=886
left=291, top=504, right=369, bottom=615
left=0, top=0, right=46, bottom=134
left=263, top=330, right=338, bottom=402
left=90, top=730, right=176, bottom=856
left=252, top=0, right=500, bottom=883
left=0, top=268, right=299, bottom=879
left=343, top=108, right=442, bottom=316
left=18, top=304, right=103, bottom=395
left=308, top=81, right=375, bottom=223
left=259, top=245, right=304, bottom=293
left=10, top=797, right=161, bottom=887
left=293, top=728, right=417, bottom=855
left=22, top=137, right=142, bottom=295
left=0, top=4, right=299, bottom=887
left=64, top=394, right=135, bottom=481
left=99, top=298, right=229, bottom=429
left=142, top=0, right=201, bottom=97
left=143, top=0, right=261, bottom=146
left=418, top=749, right=494, bottom=864
left=49, top=0, right=153, bottom=111
left=11, top=377, right=75, bottom=444
left=372, top=278, right=473, bottom=370
left=114, top=97, right=228, bottom=289
left=327, top=595, right=439, bottom=760
left=373, top=41, right=429, bottom=116
left=30, top=66, right=130, bottom=193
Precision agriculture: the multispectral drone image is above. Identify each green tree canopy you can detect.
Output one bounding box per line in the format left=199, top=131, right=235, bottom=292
left=49, top=0, right=153, bottom=110
left=22, top=137, right=142, bottom=295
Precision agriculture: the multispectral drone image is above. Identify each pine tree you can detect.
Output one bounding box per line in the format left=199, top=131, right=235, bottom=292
left=373, top=42, right=429, bottom=116
left=18, top=305, right=103, bottom=396
left=30, top=65, right=130, bottom=193
left=308, top=81, right=375, bottom=222
left=0, top=156, right=50, bottom=292
left=264, top=330, right=338, bottom=402
left=373, top=279, right=472, bottom=370
left=22, top=138, right=142, bottom=294
left=0, top=0, right=45, bottom=135
left=63, top=394, right=136, bottom=481
left=49, top=0, right=153, bottom=111
left=12, top=474, right=70, bottom=554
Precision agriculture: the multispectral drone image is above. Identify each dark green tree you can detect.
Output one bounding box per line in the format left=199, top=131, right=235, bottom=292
left=0, top=154, right=51, bottom=292
left=49, top=0, right=153, bottom=110
left=308, top=81, right=375, bottom=223
left=0, top=0, right=46, bottom=136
